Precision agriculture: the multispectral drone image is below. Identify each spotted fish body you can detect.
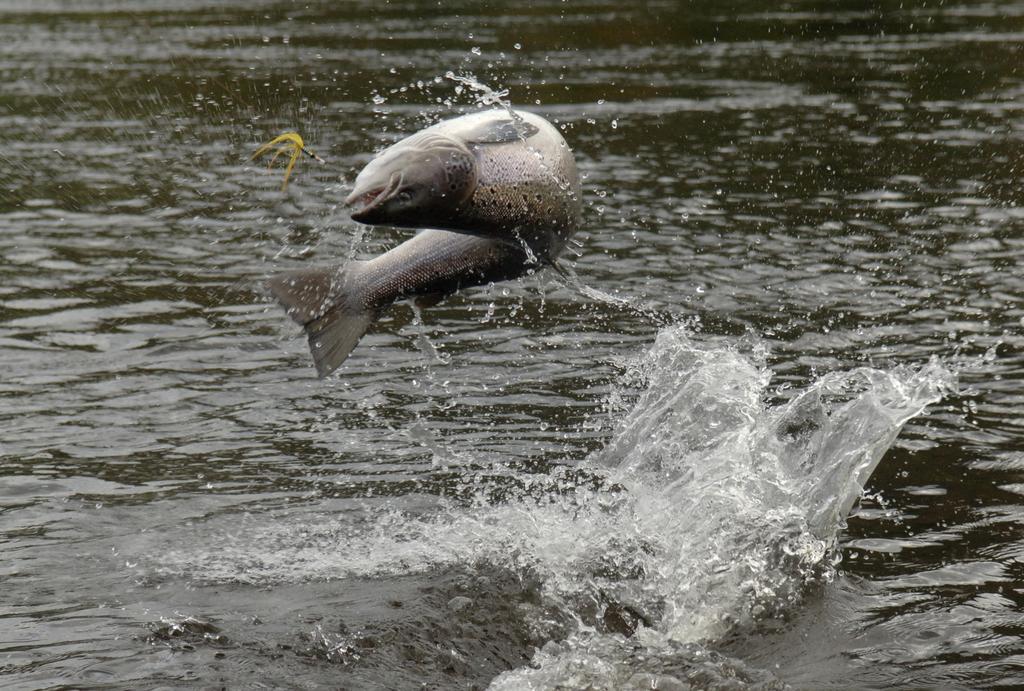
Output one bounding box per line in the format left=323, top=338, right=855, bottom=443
left=423, top=110, right=581, bottom=258
left=268, top=109, right=582, bottom=377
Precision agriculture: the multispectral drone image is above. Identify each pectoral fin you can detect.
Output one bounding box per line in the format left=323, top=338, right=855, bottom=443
left=303, top=306, right=375, bottom=378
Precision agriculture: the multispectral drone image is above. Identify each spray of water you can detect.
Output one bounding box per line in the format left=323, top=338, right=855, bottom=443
left=486, top=327, right=953, bottom=688
left=150, top=326, right=952, bottom=684
left=445, top=71, right=514, bottom=112
left=552, top=259, right=676, bottom=326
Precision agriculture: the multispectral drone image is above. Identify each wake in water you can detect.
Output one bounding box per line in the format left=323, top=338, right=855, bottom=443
left=148, top=326, right=953, bottom=687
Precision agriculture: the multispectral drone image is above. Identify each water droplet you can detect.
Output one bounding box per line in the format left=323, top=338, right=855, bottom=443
left=514, top=42, right=522, bottom=50
left=610, top=119, right=618, bottom=129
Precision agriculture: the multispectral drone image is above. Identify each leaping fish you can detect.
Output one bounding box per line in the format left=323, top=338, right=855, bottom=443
left=263, top=109, right=582, bottom=377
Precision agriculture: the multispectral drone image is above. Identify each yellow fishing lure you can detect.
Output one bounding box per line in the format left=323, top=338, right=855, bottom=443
left=251, top=132, right=324, bottom=191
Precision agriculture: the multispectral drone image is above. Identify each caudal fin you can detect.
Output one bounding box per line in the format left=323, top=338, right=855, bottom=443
left=266, top=265, right=375, bottom=377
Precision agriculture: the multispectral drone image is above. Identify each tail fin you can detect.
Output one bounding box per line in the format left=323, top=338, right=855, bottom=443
left=266, top=264, right=375, bottom=377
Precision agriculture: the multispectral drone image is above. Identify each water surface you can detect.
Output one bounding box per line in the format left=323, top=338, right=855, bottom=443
left=2, top=1, right=1023, bottom=689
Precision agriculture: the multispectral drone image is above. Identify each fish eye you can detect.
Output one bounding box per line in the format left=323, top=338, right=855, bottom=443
left=397, top=190, right=413, bottom=203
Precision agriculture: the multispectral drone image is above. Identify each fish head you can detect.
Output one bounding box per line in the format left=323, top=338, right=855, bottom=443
left=345, top=132, right=478, bottom=227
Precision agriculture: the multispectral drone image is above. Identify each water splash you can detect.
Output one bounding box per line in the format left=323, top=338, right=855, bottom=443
left=444, top=71, right=514, bottom=113
left=553, top=259, right=676, bottom=326
left=147, top=326, right=952, bottom=683
left=486, top=328, right=953, bottom=687
left=572, top=329, right=950, bottom=635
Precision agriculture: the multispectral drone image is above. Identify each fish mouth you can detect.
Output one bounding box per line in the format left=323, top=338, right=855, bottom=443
left=345, top=171, right=403, bottom=222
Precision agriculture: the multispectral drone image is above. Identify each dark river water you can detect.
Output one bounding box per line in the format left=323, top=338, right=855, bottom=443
left=2, top=1, right=1023, bottom=689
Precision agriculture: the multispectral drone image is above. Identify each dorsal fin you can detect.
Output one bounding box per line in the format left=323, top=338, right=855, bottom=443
left=461, top=117, right=539, bottom=144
